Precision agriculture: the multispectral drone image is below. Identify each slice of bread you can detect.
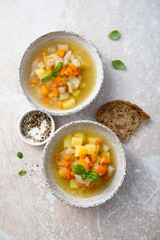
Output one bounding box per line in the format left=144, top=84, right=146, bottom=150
left=96, top=100, right=150, bottom=143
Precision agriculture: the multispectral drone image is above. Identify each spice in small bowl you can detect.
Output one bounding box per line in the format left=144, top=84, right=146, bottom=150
left=18, top=110, right=55, bottom=146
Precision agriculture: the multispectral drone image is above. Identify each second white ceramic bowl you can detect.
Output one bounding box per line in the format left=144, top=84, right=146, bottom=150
left=19, top=31, right=104, bottom=116
left=42, top=120, right=126, bottom=208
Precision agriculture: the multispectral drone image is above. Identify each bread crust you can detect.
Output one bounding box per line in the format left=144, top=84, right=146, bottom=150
left=96, top=100, right=150, bottom=143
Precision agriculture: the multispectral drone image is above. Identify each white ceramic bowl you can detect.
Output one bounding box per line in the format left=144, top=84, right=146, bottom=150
left=18, top=110, right=55, bottom=146
left=42, top=120, right=126, bottom=208
left=19, top=31, right=104, bottom=116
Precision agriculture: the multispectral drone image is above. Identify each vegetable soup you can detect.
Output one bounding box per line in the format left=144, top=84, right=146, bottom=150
left=51, top=130, right=116, bottom=198
left=26, top=39, right=97, bottom=110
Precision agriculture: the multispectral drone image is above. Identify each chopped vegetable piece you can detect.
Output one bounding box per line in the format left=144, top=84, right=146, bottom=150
left=72, top=89, right=81, bottom=97
left=64, top=134, right=72, bottom=148
left=77, top=157, right=90, bottom=169
left=72, top=137, right=83, bottom=146
left=101, top=153, right=110, bottom=164
left=53, top=88, right=59, bottom=97
left=107, top=165, right=115, bottom=177
left=63, top=96, right=75, bottom=109
left=42, top=97, right=50, bottom=104
left=70, top=179, right=78, bottom=189
left=56, top=49, right=66, bottom=58
left=35, top=68, right=46, bottom=79
left=94, top=166, right=107, bottom=176
left=30, top=78, right=39, bottom=84
left=41, top=86, right=50, bottom=96
left=85, top=144, right=96, bottom=155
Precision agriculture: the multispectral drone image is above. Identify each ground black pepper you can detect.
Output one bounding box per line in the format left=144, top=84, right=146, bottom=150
left=21, top=111, right=52, bottom=142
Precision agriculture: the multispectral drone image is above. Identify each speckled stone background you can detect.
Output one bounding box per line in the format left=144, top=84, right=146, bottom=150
left=0, top=0, right=160, bottom=240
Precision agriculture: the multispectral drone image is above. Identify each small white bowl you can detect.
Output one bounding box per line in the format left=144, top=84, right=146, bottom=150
left=19, top=31, right=104, bottom=116
left=18, top=110, right=55, bottom=146
left=42, top=120, right=126, bottom=207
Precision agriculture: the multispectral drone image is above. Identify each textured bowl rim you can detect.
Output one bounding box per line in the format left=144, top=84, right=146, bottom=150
left=42, top=120, right=126, bottom=208
left=18, top=109, right=55, bottom=146
left=19, top=30, right=104, bottom=116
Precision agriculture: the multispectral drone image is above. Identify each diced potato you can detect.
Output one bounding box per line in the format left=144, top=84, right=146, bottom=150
left=70, top=179, right=78, bottom=189
left=72, top=59, right=81, bottom=67
left=35, top=68, right=46, bottom=79
left=59, top=92, right=69, bottom=101
left=95, top=145, right=100, bottom=154
left=107, top=165, right=115, bottom=177
left=75, top=146, right=86, bottom=157
left=44, top=57, right=55, bottom=67
left=70, top=78, right=80, bottom=89
left=102, top=151, right=110, bottom=160
left=73, top=89, right=81, bottom=98
left=63, top=96, right=75, bottom=109
left=103, top=144, right=110, bottom=152
left=64, top=51, right=72, bottom=61
left=78, top=56, right=90, bottom=68
left=88, top=137, right=101, bottom=144
left=48, top=92, right=54, bottom=98
left=37, top=61, right=45, bottom=69
left=85, top=144, right=96, bottom=155
left=64, top=134, right=72, bottom=148
left=96, top=156, right=101, bottom=164
left=72, top=137, right=83, bottom=147
left=73, top=132, right=86, bottom=144
left=80, top=82, right=87, bottom=89
left=58, top=87, right=66, bottom=93
left=67, top=81, right=73, bottom=93
left=63, top=59, right=69, bottom=66
left=48, top=47, right=56, bottom=53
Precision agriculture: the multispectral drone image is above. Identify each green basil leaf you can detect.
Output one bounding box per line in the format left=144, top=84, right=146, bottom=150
left=72, top=164, right=85, bottom=175
left=85, top=168, right=91, bottom=175
left=87, top=171, right=99, bottom=181
left=81, top=173, right=87, bottom=180
left=41, top=62, right=63, bottom=83
left=17, top=152, right=23, bottom=159
left=53, top=62, right=63, bottom=73
left=108, top=30, right=120, bottom=40
left=112, top=60, right=125, bottom=70
left=19, top=170, right=27, bottom=176
left=41, top=72, right=54, bottom=83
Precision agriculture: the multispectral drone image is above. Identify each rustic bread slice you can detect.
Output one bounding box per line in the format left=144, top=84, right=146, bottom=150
left=96, top=100, right=150, bottom=143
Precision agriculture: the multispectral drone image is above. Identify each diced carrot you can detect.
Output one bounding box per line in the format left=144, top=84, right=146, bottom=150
left=44, top=57, right=53, bottom=61
left=56, top=49, right=66, bottom=58
left=78, top=157, right=89, bottom=169
left=37, top=59, right=41, bottom=63
left=56, top=76, right=63, bottom=83
left=41, top=86, right=50, bottom=96
left=30, top=78, right=39, bottom=84
left=58, top=82, right=64, bottom=87
left=62, top=170, right=74, bottom=179
left=101, top=154, right=110, bottom=164
left=86, top=187, right=94, bottom=193
left=59, top=101, right=63, bottom=109
left=38, top=83, right=45, bottom=89
left=95, top=140, right=102, bottom=147
left=94, top=165, right=107, bottom=176
left=61, top=160, right=70, bottom=167
left=68, top=63, right=77, bottom=72
left=53, top=88, right=59, bottom=97
left=41, top=52, right=47, bottom=58
left=78, top=183, right=86, bottom=187
left=42, top=97, right=50, bottom=104
left=46, top=67, right=52, bottom=75
left=64, top=67, right=74, bottom=77
left=81, top=150, right=88, bottom=158
left=64, top=154, right=72, bottom=161
left=74, top=68, right=80, bottom=76
left=103, top=173, right=109, bottom=180
left=91, top=154, right=97, bottom=163
left=58, top=67, right=66, bottom=77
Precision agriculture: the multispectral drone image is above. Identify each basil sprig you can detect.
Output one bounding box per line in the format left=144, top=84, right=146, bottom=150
left=41, top=62, right=63, bottom=83
left=72, top=165, right=99, bottom=181
left=112, top=60, right=125, bottom=70
left=19, top=170, right=27, bottom=176
left=108, top=30, right=120, bottom=40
